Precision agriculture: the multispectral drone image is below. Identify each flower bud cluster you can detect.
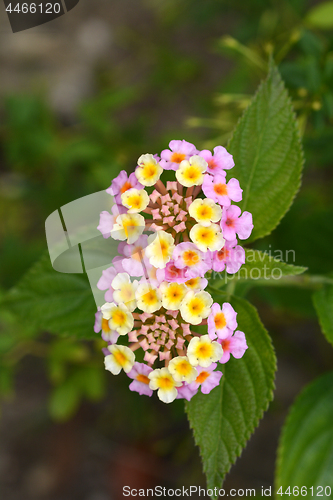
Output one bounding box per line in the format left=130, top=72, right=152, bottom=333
left=95, top=140, right=252, bottom=403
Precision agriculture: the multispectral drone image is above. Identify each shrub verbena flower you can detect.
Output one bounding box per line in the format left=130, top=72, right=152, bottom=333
left=95, top=140, right=251, bottom=402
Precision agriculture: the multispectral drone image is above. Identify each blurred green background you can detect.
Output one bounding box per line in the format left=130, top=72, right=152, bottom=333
left=1, top=1, right=333, bottom=498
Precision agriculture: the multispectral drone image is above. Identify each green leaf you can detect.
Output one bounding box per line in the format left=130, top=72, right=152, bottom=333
left=276, top=372, right=333, bottom=494
left=306, top=2, right=333, bottom=30
left=186, top=296, right=276, bottom=497
left=1, top=253, right=97, bottom=340
left=48, top=376, right=81, bottom=421
left=313, top=284, right=333, bottom=347
left=228, top=63, right=304, bottom=243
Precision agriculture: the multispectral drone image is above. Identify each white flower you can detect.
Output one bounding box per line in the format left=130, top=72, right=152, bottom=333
left=105, top=345, right=135, bottom=375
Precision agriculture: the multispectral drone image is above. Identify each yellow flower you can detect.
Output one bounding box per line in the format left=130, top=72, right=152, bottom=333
left=190, top=223, right=225, bottom=252
left=189, top=198, right=222, bottom=227
left=187, top=335, right=223, bottom=367
left=168, top=356, right=198, bottom=383
left=121, top=188, right=150, bottom=213
left=175, top=155, right=207, bottom=187
left=111, top=273, right=139, bottom=312
left=148, top=367, right=182, bottom=403
left=185, top=277, right=205, bottom=290
left=104, top=345, right=135, bottom=375
left=145, top=230, right=175, bottom=269
left=160, top=282, right=187, bottom=310
left=100, top=302, right=134, bottom=335
left=135, top=154, right=163, bottom=186
left=180, top=290, right=213, bottom=325
left=111, top=213, right=145, bottom=244
left=135, top=283, right=162, bottom=313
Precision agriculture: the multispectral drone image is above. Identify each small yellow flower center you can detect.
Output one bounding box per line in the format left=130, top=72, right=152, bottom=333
left=196, top=371, right=210, bottom=384
left=136, top=374, right=150, bottom=384
left=102, top=318, right=111, bottom=332
left=185, top=166, right=200, bottom=180
left=189, top=298, right=204, bottom=314
left=112, top=310, right=126, bottom=325
left=114, top=351, right=127, bottom=365
left=143, top=290, right=158, bottom=305
left=198, top=206, right=212, bottom=219
left=197, top=343, right=213, bottom=358
left=198, top=228, right=212, bottom=242
left=168, top=285, right=183, bottom=299
left=128, top=195, right=142, bottom=208
left=171, top=152, right=186, bottom=163
left=214, top=312, right=227, bottom=330
left=143, top=164, right=157, bottom=178
left=177, top=361, right=192, bottom=375
left=122, top=218, right=136, bottom=237
left=160, top=240, right=169, bottom=257
left=158, top=376, right=174, bottom=390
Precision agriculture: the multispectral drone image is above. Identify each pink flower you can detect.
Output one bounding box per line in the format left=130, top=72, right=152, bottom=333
left=127, top=362, right=153, bottom=397
left=107, top=171, right=143, bottom=204
left=211, top=239, right=245, bottom=274
left=156, top=261, right=188, bottom=283
left=97, top=266, right=117, bottom=291
left=97, top=205, right=127, bottom=239
left=121, top=235, right=149, bottom=277
left=221, top=205, right=253, bottom=241
left=199, top=146, right=234, bottom=175
left=188, top=363, right=223, bottom=394
left=208, top=302, right=237, bottom=340
left=202, top=174, right=242, bottom=207
left=94, top=309, right=103, bottom=333
left=176, top=382, right=198, bottom=401
left=173, top=242, right=210, bottom=279
left=219, top=330, right=248, bottom=363
left=160, top=140, right=198, bottom=171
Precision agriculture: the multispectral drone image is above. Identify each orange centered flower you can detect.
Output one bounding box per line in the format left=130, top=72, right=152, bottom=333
left=221, top=339, right=231, bottom=350
left=217, top=248, right=230, bottom=261
left=171, top=152, right=186, bottom=163
left=208, top=159, right=218, bottom=170
left=214, top=183, right=228, bottom=196
left=183, top=250, right=200, bottom=266
left=214, top=312, right=227, bottom=330
left=196, top=371, right=210, bottom=384
left=120, top=181, right=132, bottom=194
left=136, top=374, right=150, bottom=384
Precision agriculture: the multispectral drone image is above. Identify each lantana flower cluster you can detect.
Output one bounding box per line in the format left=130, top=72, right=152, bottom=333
left=95, top=140, right=252, bottom=403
